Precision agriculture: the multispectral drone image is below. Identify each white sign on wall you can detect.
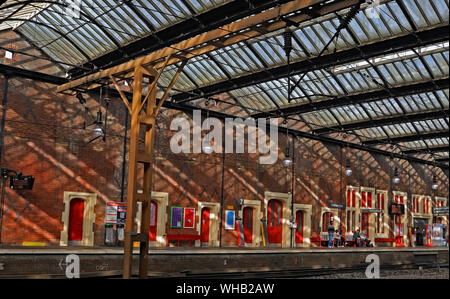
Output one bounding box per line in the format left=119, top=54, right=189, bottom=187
left=105, top=203, right=126, bottom=224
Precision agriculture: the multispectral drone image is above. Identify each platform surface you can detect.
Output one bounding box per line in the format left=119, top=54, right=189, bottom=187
left=1, top=245, right=448, bottom=254
left=0, top=246, right=447, bottom=278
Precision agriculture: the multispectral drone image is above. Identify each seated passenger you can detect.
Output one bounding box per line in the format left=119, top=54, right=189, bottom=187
left=333, top=230, right=340, bottom=247
left=353, top=229, right=361, bottom=247
left=338, top=230, right=345, bottom=247
left=360, top=231, right=367, bottom=247
left=361, top=232, right=372, bottom=247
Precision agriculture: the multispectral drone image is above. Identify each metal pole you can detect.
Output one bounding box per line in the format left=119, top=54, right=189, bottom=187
left=120, top=111, right=128, bottom=202
left=0, top=76, right=9, bottom=167
left=0, top=76, right=8, bottom=245
left=0, top=174, right=6, bottom=244
left=219, top=124, right=225, bottom=247
left=290, top=134, right=295, bottom=248
left=340, top=145, right=343, bottom=233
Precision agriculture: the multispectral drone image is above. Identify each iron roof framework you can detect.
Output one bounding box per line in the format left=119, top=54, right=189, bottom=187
left=0, top=0, right=449, bottom=166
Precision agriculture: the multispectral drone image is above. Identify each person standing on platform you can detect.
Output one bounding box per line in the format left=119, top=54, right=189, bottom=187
left=327, top=221, right=335, bottom=248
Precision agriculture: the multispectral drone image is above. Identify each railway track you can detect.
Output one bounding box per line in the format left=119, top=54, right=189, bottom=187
left=163, top=263, right=449, bottom=279
left=1, top=263, right=447, bottom=279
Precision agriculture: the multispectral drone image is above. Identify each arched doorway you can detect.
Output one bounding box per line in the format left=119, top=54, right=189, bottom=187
left=393, top=194, right=406, bottom=246
left=68, top=198, right=84, bottom=244
left=295, top=210, right=304, bottom=244
left=361, top=212, right=369, bottom=238
left=201, top=207, right=210, bottom=246
left=322, top=212, right=334, bottom=232
left=243, top=207, right=253, bottom=244
left=149, top=200, right=158, bottom=242
left=267, top=199, right=283, bottom=244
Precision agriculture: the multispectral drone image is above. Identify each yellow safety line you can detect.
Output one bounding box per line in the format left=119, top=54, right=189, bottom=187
left=22, top=242, right=46, bottom=246
left=260, top=222, right=266, bottom=247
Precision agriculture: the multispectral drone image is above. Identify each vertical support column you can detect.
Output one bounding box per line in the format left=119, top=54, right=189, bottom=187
left=139, top=82, right=157, bottom=279
left=123, top=66, right=159, bottom=279
left=123, top=66, right=144, bottom=279
left=119, top=60, right=187, bottom=278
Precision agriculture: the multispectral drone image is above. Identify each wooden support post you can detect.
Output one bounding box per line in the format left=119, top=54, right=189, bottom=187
left=122, top=65, right=157, bottom=279
left=139, top=82, right=157, bottom=279
left=122, top=66, right=144, bottom=279
left=118, top=60, right=187, bottom=279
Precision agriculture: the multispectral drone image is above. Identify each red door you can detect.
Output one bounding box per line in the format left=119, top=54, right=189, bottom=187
left=201, top=207, right=210, bottom=244
left=361, top=213, right=369, bottom=238
left=68, top=198, right=84, bottom=241
left=243, top=207, right=253, bottom=244
left=149, top=201, right=157, bottom=242
left=394, top=195, right=404, bottom=246
left=267, top=199, right=283, bottom=244
left=295, top=210, right=304, bottom=244
left=394, top=215, right=402, bottom=240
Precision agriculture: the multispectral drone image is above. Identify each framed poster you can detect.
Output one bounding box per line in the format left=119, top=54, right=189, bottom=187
left=183, top=208, right=195, bottom=229
left=105, top=203, right=126, bottom=224
left=389, top=203, right=405, bottom=215
left=117, top=204, right=127, bottom=225
left=150, top=202, right=157, bottom=227
left=225, top=210, right=235, bottom=230
left=170, top=207, right=183, bottom=228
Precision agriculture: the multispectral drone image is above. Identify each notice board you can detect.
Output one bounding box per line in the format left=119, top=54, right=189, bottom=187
left=183, top=208, right=195, bottom=229
left=171, top=207, right=183, bottom=228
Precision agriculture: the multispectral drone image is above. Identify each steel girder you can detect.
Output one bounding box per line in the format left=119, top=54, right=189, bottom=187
left=403, top=146, right=449, bottom=155
left=56, top=0, right=362, bottom=92
left=251, top=78, right=449, bottom=119
left=0, top=63, right=68, bottom=84
left=162, top=101, right=449, bottom=169
left=363, top=131, right=450, bottom=146
left=172, top=26, right=449, bottom=104
left=4, top=64, right=447, bottom=169
left=67, top=0, right=306, bottom=79
left=313, top=110, right=449, bottom=135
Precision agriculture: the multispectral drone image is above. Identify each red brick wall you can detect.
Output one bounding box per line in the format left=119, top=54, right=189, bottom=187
left=0, top=30, right=448, bottom=246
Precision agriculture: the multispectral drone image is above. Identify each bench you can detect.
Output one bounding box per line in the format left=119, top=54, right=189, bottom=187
left=374, top=238, right=396, bottom=245
left=310, top=237, right=324, bottom=247
left=166, top=234, right=201, bottom=247
left=345, top=234, right=356, bottom=247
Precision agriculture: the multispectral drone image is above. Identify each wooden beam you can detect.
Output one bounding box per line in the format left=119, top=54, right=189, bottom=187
left=138, top=56, right=172, bottom=114
left=109, top=75, right=132, bottom=113
left=153, top=60, right=188, bottom=117
left=56, top=0, right=359, bottom=92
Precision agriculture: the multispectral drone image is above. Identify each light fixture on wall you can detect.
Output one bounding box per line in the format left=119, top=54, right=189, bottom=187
left=77, top=88, right=110, bottom=144
left=344, top=158, right=352, bottom=176
left=431, top=175, right=438, bottom=190
left=283, top=146, right=292, bottom=167
left=431, top=161, right=439, bottom=190
left=283, top=120, right=292, bottom=167
left=93, top=109, right=104, bottom=137
left=344, top=145, right=352, bottom=176
left=393, top=167, right=400, bottom=185
left=202, top=141, right=213, bottom=154
left=202, top=108, right=213, bottom=154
